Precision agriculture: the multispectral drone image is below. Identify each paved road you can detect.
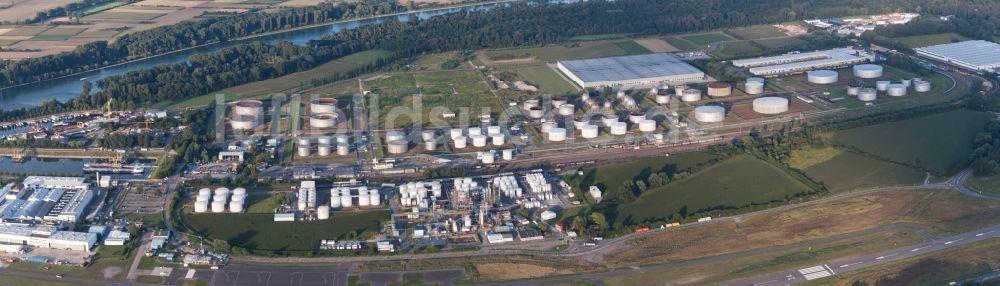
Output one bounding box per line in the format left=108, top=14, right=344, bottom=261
left=125, top=231, right=153, bottom=280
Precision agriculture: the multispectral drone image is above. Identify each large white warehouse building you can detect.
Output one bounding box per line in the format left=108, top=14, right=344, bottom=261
left=732, top=47, right=871, bottom=76
left=915, top=40, right=1000, bottom=71
left=556, top=53, right=705, bottom=88
left=0, top=176, right=95, bottom=223
left=0, top=224, right=97, bottom=251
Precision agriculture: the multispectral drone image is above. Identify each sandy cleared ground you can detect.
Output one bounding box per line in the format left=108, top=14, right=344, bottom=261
left=278, top=0, right=322, bottom=7
left=0, top=0, right=83, bottom=22
left=475, top=263, right=565, bottom=281
left=0, top=35, right=33, bottom=40
left=112, top=7, right=180, bottom=13
left=0, top=28, right=12, bottom=34
left=634, top=38, right=678, bottom=53
left=774, top=23, right=807, bottom=36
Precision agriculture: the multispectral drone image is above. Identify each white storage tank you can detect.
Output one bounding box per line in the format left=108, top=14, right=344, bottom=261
left=297, top=146, right=311, bottom=157
left=453, top=136, right=468, bottom=149
left=548, top=128, right=567, bottom=142
left=655, top=94, right=670, bottom=105
left=807, top=70, right=839, bottom=84
left=214, top=187, right=230, bottom=196
left=386, top=131, right=407, bottom=142
left=528, top=106, right=544, bottom=119
left=902, top=79, right=912, bottom=87
left=747, top=77, right=765, bottom=84
left=580, top=125, right=599, bottom=139
left=745, top=81, right=765, bottom=95
left=211, top=201, right=226, bottom=213
left=470, top=134, right=488, bottom=147
left=752, top=97, right=790, bottom=114
left=914, top=81, right=931, bottom=92
left=424, top=140, right=438, bottom=151
left=310, top=98, right=339, bottom=114
left=693, top=106, right=726, bottom=123
left=232, top=188, right=246, bottom=197
left=707, top=82, right=732, bottom=97
left=846, top=86, right=861, bottom=96
left=317, top=144, right=332, bottom=156
left=335, top=135, right=350, bottom=144
left=421, top=130, right=436, bottom=142
left=638, top=119, right=656, bottom=132
left=540, top=121, right=557, bottom=133
left=674, top=85, right=687, bottom=96
left=194, top=201, right=209, bottom=213
left=628, top=111, right=646, bottom=124
left=198, top=188, right=212, bottom=197
left=491, top=135, right=505, bottom=146
left=487, top=126, right=502, bottom=136
left=358, top=193, right=371, bottom=206
left=876, top=80, right=891, bottom=91
left=887, top=83, right=907, bottom=97
left=369, top=190, right=380, bottom=206
left=387, top=140, right=408, bottom=154
left=609, top=121, right=627, bottom=135
left=681, top=89, right=702, bottom=102
left=858, top=88, right=877, bottom=101
left=297, top=136, right=311, bottom=146
left=853, top=64, right=883, bottom=78
left=502, top=149, right=514, bottom=161
left=337, top=143, right=350, bottom=155
left=573, top=117, right=590, bottom=129
left=317, top=136, right=332, bottom=145
left=601, top=114, right=619, bottom=127
left=233, top=100, right=264, bottom=117
left=341, top=195, right=353, bottom=208
left=523, top=99, right=540, bottom=110
left=481, top=151, right=495, bottom=164
left=229, top=200, right=244, bottom=213
left=449, top=128, right=464, bottom=139
left=558, top=104, right=575, bottom=116
left=551, top=96, right=568, bottom=108
left=330, top=191, right=341, bottom=208
left=230, top=115, right=257, bottom=130
left=309, top=113, right=337, bottom=128
left=467, top=126, right=482, bottom=136
left=317, top=206, right=330, bottom=220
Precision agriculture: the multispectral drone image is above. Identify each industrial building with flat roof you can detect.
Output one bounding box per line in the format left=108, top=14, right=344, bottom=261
left=0, top=224, right=97, bottom=251
left=556, top=53, right=706, bottom=88
left=0, top=176, right=94, bottom=223
left=915, top=40, right=1000, bottom=71
left=732, top=48, right=871, bottom=76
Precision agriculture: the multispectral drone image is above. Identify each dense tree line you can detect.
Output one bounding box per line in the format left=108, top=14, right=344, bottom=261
left=94, top=133, right=163, bottom=149
left=0, top=1, right=403, bottom=88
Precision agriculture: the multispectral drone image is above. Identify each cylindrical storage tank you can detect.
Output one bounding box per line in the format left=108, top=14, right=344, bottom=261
left=297, top=146, right=310, bottom=157
left=317, top=206, right=330, bottom=220
left=902, top=79, right=912, bottom=87
left=340, top=195, right=352, bottom=208
left=369, top=190, right=380, bottom=206
left=502, top=149, right=514, bottom=161
left=747, top=77, right=765, bottom=84
left=335, top=135, right=350, bottom=144
left=357, top=193, right=370, bottom=207
left=638, top=119, right=656, bottom=132
left=707, top=83, right=732, bottom=97
left=211, top=201, right=225, bottom=213
left=846, top=86, right=861, bottom=96
left=386, top=131, right=406, bottom=142
left=491, top=135, right=505, bottom=146
left=528, top=107, right=544, bottom=119
left=212, top=194, right=227, bottom=204
left=807, top=70, right=839, bottom=84
left=914, top=81, right=931, bottom=92
left=602, top=114, right=619, bottom=127
left=387, top=140, right=408, bottom=154
left=876, top=80, right=890, bottom=91
left=558, top=104, right=575, bottom=116
left=196, top=194, right=211, bottom=202
left=853, top=64, right=883, bottom=79
left=467, top=126, right=482, bottom=136
left=628, top=111, right=646, bottom=124
left=317, top=143, right=332, bottom=156
left=337, top=143, right=350, bottom=155
left=481, top=151, right=495, bottom=164
left=887, top=83, right=907, bottom=97
left=232, top=100, right=264, bottom=117
left=487, top=126, right=501, bottom=136
left=229, top=115, right=256, bottom=130
left=449, top=128, right=464, bottom=139
left=752, top=97, right=790, bottom=114
left=548, top=128, right=567, bottom=142
left=194, top=201, right=209, bottom=213
left=330, top=193, right=341, bottom=208
left=745, top=81, right=765, bottom=95
left=309, top=113, right=337, bottom=128
left=214, top=188, right=230, bottom=196
left=523, top=99, right=540, bottom=110
left=693, top=106, right=726, bottom=123
left=681, top=89, right=702, bottom=102
left=310, top=98, right=339, bottom=114
left=229, top=201, right=244, bottom=213
left=858, top=88, right=877, bottom=101
left=541, top=121, right=557, bottom=133
left=610, top=121, right=627, bottom=135
left=317, top=136, right=332, bottom=145
left=297, top=136, right=311, bottom=146
left=424, top=140, right=438, bottom=151
left=471, top=134, right=488, bottom=147
left=573, top=117, right=590, bottom=129
left=551, top=96, right=567, bottom=108
left=198, top=188, right=211, bottom=197
left=453, top=136, right=468, bottom=149
left=232, top=188, right=246, bottom=197
left=655, top=94, right=670, bottom=105
left=421, top=130, right=436, bottom=142
left=674, top=85, right=687, bottom=96
left=580, top=125, right=598, bottom=139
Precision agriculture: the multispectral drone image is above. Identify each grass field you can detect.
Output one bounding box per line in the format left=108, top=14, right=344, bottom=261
left=82, top=1, right=126, bottom=15
left=894, top=32, right=970, bottom=48
left=963, top=175, right=1000, bottom=197
left=567, top=151, right=720, bottom=196
left=833, top=109, right=991, bottom=175
left=662, top=37, right=699, bottom=51
left=31, top=26, right=87, bottom=41
left=500, top=65, right=577, bottom=95
left=680, top=32, right=733, bottom=46
left=367, top=69, right=502, bottom=128
left=185, top=210, right=389, bottom=252
left=754, top=36, right=807, bottom=49
left=612, top=155, right=813, bottom=225
left=612, top=40, right=652, bottom=55
left=726, top=26, right=786, bottom=40
left=86, top=11, right=166, bottom=21
left=803, top=151, right=926, bottom=192
left=711, top=40, right=761, bottom=59
left=2, top=26, right=51, bottom=36
left=244, top=193, right=285, bottom=213
left=8, top=245, right=134, bottom=280
left=482, top=40, right=643, bottom=62
left=0, top=276, right=98, bottom=286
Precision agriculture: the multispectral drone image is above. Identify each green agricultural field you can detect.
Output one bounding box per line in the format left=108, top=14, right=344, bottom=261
left=613, top=40, right=652, bottom=55
left=32, top=26, right=87, bottom=41
left=726, top=25, right=786, bottom=40
left=86, top=11, right=166, bottom=21
left=712, top=40, right=761, bottom=59
left=833, top=109, right=991, bottom=175
left=82, top=1, right=126, bottom=15
left=754, top=36, right=807, bottom=49
left=504, top=65, right=577, bottom=95
left=613, top=155, right=813, bottom=225
left=482, top=40, right=636, bottom=62
left=2, top=26, right=51, bottom=36
left=680, top=32, right=733, bottom=46
left=803, top=151, right=926, bottom=192
left=662, top=37, right=699, bottom=51
left=894, top=32, right=970, bottom=48
left=567, top=151, right=720, bottom=195
left=185, top=210, right=389, bottom=253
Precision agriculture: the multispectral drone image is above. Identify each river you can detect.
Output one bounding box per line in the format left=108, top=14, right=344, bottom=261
left=0, top=1, right=514, bottom=110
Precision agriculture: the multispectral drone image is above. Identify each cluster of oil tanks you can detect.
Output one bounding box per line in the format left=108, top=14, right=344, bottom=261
left=846, top=77, right=931, bottom=102
left=445, top=126, right=507, bottom=151
left=193, top=187, right=246, bottom=213
left=477, top=149, right=515, bottom=164
left=309, top=98, right=340, bottom=129
left=329, top=186, right=381, bottom=210
left=297, top=135, right=351, bottom=157
left=399, top=181, right=445, bottom=208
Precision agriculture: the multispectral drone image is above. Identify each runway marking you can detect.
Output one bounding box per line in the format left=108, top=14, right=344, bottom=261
left=839, top=262, right=862, bottom=268
left=824, top=264, right=835, bottom=275
left=945, top=239, right=962, bottom=245
left=752, top=279, right=779, bottom=285
left=798, top=265, right=833, bottom=280
left=911, top=247, right=926, bottom=252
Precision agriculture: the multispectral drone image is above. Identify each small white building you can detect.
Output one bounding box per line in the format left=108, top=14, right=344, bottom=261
left=588, top=186, right=602, bottom=202
left=376, top=240, right=395, bottom=253
left=273, top=213, right=295, bottom=222
left=104, top=230, right=131, bottom=246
